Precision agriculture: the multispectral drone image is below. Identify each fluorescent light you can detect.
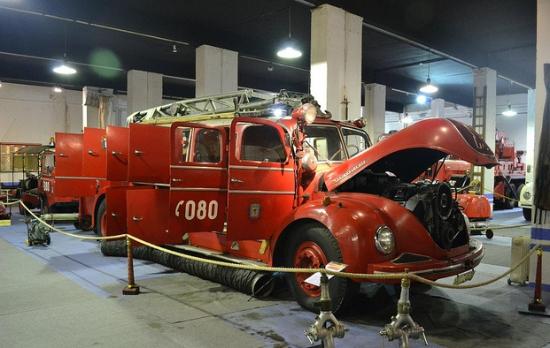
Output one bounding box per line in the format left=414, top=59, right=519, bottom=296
left=416, top=94, right=427, bottom=104
left=277, top=45, right=302, bottom=59
left=0, top=81, right=2, bottom=88
left=53, top=86, right=63, bottom=93
left=419, top=77, right=438, bottom=94
left=502, top=104, right=517, bottom=117
left=53, top=63, right=77, bottom=75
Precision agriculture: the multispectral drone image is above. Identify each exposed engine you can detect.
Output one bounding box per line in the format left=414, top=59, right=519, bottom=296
left=336, top=170, right=469, bottom=250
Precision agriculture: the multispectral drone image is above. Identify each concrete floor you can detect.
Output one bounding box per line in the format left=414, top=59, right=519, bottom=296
left=0, top=209, right=549, bottom=348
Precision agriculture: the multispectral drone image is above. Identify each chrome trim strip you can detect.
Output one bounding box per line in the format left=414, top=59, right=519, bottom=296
left=229, top=165, right=293, bottom=172
left=228, top=190, right=295, bottom=195
left=133, top=182, right=170, bottom=187
left=55, top=176, right=105, bottom=180
left=170, top=187, right=227, bottom=192
left=170, top=165, right=226, bottom=171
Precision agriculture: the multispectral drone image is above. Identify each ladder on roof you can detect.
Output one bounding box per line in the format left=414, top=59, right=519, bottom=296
left=128, top=89, right=306, bottom=124
left=471, top=86, right=487, bottom=194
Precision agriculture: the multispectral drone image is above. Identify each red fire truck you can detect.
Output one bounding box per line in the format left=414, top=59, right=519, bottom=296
left=56, top=92, right=497, bottom=312
left=493, top=131, right=526, bottom=209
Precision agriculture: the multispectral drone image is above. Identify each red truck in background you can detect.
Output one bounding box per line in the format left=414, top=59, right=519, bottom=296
left=19, top=146, right=78, bottom=215
left=53, top=127, right=127, bottom=232
left=493, top=131, right=526, bottom=209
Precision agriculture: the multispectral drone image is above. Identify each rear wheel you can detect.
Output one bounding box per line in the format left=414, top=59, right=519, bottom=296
left=485, top=229, right=494, bottom=239
left=284, top=224, right=358, bottom=313
left=523, top=208, right=532, bottom=221
left=95, top=200, right=106, bottom=236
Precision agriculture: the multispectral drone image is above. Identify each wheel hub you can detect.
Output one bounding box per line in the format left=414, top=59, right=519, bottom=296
left=294, top=241, right=328, bottom=297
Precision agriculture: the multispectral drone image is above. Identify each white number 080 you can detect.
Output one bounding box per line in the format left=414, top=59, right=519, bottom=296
left=175, top=200, right=218, bottom=220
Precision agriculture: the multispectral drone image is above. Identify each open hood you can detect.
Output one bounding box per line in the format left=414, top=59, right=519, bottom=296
left=324, top=118, right=498, bottom=191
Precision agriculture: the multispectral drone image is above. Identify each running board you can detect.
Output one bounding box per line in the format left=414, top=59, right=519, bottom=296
left=168, top=244, right=267, bottom=267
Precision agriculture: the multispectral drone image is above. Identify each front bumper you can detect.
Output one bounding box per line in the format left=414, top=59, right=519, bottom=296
left=367, top=239, right=484, bottom=283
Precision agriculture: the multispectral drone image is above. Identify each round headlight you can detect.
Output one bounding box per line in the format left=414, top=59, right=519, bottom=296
left=374, top=225, right=395, bottom=255
left=523, top=190, right=531, bottom=200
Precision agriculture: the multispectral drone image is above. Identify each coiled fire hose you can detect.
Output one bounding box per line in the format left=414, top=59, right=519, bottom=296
left=15, top=200, right=539, bottom=290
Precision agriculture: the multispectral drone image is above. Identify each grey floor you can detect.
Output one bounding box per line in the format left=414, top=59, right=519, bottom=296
left=0, top=208, right=549, bottom=348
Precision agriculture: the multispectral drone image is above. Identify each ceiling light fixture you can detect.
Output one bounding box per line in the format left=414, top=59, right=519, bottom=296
left=172, top=44, right=178, bottom=53
left=53, top=86, right=63, bottom=93
left=53, top=25, right=77, bottom=75
left=419, top=63, right=438, bottom=94
left=502, top=104, right=517, bottom=117
left=276, top=7, right=302, bottom=59
left=502, top=80, right=517, bottom=117
left=416, top=94, right=427, bottom=104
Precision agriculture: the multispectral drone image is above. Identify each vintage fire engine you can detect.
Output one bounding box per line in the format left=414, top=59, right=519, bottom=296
left=55, top=91, right=497, bottom=312
left=493, top=131, right=526, bottom=209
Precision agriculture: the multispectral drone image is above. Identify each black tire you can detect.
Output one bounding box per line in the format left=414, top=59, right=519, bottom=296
left=95, top=199, right=106, bottom=236
left=523, top=208, right=532, bottom=222
left=485, top=229, right=494, bottom=239
left=46, top=234, right=51, bottom=245
left=283, top=223, right=358, bottom=313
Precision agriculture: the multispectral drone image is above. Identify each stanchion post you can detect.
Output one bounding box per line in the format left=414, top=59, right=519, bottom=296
left=519, top=246, right=549, bottom=316
left=123, top=236, right=140, bottom=295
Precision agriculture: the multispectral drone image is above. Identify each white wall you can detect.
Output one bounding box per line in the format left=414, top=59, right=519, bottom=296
left=0, top=82, right=83, bottom=182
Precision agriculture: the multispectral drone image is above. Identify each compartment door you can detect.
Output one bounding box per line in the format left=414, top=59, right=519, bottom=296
left=106, top=126, right=129, bottom=182
left=82, top=128, right=107, bottom=179
left=168, top=123, right=228, bottom=236
left=126, top=189, right=180, bottom=245
left=54, top=133, right=96, bottom=197
left=128, top=124, right=170, bottom=185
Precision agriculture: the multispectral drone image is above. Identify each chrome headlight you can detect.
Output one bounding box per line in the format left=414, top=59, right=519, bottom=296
left=374, top=225, right=395, bottom=255
left=523, top=190, right=531, bottom=201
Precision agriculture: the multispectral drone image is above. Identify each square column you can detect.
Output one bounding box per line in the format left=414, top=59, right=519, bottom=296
left=430, top=98, right=445, bottom=117
left=530, top=0, right=550, bottom=290
left=127, top=70, right=163, bottom=114
left=525, top=89, right=536, bottom=183
left=82, top=86, right=113, bottom=129
left=473, top=67, right=497, bottom=198
left=364, top=83, right=386, bottom=142
left=310, top=4, right=362, bottom=120
left=195, top=45, right=238, bottom=98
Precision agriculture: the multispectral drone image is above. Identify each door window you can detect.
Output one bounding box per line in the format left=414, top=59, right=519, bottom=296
left=304, top=126, right=344, bottom=162
left=239, top=124, right=286, bottom=163
left=174, top=127, right=222, bottom=164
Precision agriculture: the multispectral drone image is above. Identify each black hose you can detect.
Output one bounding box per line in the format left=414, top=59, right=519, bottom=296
left=100, top=240, right=274, bottom=298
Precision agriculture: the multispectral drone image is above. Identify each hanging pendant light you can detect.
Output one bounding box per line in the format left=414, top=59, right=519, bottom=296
left=419, top=63, right=438, bottom=94
left=276, top=7, right=302, bottom=59
left=502, top=80, right=517, bottom=117
left=53, top=25, right=77, bottom=75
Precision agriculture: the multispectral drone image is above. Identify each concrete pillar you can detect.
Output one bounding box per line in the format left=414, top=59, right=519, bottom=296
left=364, top=83, right=386, bottom=142
left=82, top=86, right=113, bottom=129
left=310, top=4, right=362, bottom=120
left=127, top=70, right=163, bottom=114
left=195, top=45, right=238, bottom=98
left=430, top=98, right=445, bottom=117
left=473, top=67, right=497, bottom=197
left=530, top=0, right=550, bottom=290
left=82, top=86, right=98, bottom=129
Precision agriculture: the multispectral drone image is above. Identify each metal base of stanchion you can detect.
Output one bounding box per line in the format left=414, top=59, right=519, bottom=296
left=122, top=285, right=140, bottom=295
left=518, top=304, right=550, bottom=317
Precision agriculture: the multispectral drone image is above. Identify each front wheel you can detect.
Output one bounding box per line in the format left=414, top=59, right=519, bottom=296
left=284, top=224, right=358, bottom=313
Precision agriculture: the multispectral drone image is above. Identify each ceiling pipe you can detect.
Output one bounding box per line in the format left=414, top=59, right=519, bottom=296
left=0, top=5, right=190, bottom=46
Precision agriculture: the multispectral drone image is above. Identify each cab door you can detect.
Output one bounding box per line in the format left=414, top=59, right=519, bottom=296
left=169, top=122, right=228, bottom=236
left=226, top=118, right=295, bottom=241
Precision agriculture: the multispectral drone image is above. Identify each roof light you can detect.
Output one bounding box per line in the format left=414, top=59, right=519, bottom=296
left=53, top=62, right=77, bottom=75
left=502, top=104, right=517, bottom=117
left=419, top=78, right=438, bottom=94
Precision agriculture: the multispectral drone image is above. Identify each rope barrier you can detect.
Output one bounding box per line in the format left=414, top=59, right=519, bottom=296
left=16, top=201, right=540, bottom=288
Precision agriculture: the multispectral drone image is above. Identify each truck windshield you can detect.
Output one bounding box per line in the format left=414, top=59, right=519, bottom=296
left=42, top=152, right=54, bottom=176
left=304, top=126, right=344, bottom=162
left=342, top=127, right=371, bottom=157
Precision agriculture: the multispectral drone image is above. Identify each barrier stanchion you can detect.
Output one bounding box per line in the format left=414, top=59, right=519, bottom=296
left=519, top=247, right=550, bottom=317
left=122, top=236, right=140, bottom=295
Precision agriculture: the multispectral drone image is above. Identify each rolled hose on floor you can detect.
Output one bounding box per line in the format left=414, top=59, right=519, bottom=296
left=100, top=240, right=274, bottom=298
